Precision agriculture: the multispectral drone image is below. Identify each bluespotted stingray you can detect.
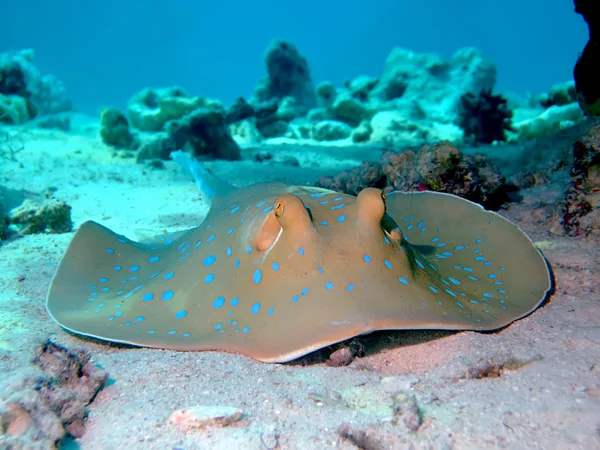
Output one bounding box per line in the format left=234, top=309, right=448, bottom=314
left=46, top=151, right=552, bottom=363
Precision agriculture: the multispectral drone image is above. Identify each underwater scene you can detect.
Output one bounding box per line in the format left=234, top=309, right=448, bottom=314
left=1, top=0, right=599, bottom=448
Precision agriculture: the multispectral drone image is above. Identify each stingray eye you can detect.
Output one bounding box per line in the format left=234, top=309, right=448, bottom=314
left=381, top=193, right=386, bottom=205
left=275, top=200, right=285, bottom=217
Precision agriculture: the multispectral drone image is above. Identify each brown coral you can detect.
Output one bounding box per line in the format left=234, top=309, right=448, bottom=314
left=317, top=142, right=508, bottom=210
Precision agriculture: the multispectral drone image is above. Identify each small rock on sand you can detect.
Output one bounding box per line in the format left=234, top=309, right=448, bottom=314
left=168, top=405, right=243, bottom=432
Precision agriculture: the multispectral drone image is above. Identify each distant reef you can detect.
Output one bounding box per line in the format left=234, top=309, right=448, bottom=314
left=89, top=40, right=584, bottom=163
left=0, top=49, right=72, bottom=125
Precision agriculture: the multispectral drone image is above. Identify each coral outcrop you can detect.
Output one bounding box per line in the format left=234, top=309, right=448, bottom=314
left=574, top=0, right=600, bottom=116
left=317, top=142, right=508, bottom=210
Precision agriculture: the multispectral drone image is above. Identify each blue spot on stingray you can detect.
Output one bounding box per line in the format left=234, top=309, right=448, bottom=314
left=448, top=276, right=461, bottom=285
left=257, top=200, right=267, bottom=207
left=298, top=246, right=305, bottom=256
left=149, top=271, right=160, bottom=279
left=113, top=265, right=122, bottom=271
left=251, top=302, right=261, bottom=314
left=247, top=246, right=253, bottom=254
left=475, top=238, right=483, bottom=243
left=142, top=293, right=154, bottom=302
left=363, top=254, right=371, bottom=263
left=204, top=255, right=216, bottom=266
left=488, top=274, right=497, bottom=279
left=309, top=192, right=326, bottom=198
left=482, top=292, right=492, bottom=298
left=463, top=267, right=474, bottom=272
left=262, top=206, right=274, bottom=213
left=207, top=234, right=216, bottom=242
left=384, top=236, right=390, bottom=244
left=318, top=267, right=324, bottom=274
left=467, top=275, right=478, bottom=281
left=234, top=259, right=240, bottom=269
left=90, top=291, right=99, bottom=296
left=231, top=297, right=239, bottom=307
left=215, top=323, right=223, bottom=330
left=101, top=287, right=110, bottom=292
left=115, top=311, right=123, bottom=317
left=455, top=301, right=465, bottom=308
left=436, top=243, right=447, bottom=247
left=417, top=220, right=424, bottom=228
left=428, top=285, right=439, bottom=293
left=268, top=306, right=275, bottom=315
left=272, top=262, right=280, bottom=271
left=325, top=281, right=334, bottom=290
left=148, top=330, right=156, bottom=334
left=454, top=245, right=464, bottom=250
left=242, top=327, right=250, bottom=333
left=204, top=273, right=215, bottom=284
left=226, top=246, right=232, bottom=257
left=163, top=271, right=174, bottom=280
left=195, top=240, right=202, bottom=248
left=336, top=215, right=346, bottom=222
left=416, top=259, right=425, bottom=270
left=321, top=221, right=328, bottom=226
left=407, top=225, right=413, bottom=230
left=384, top=259, right=393, bottom=269
left=292, top=295, right=299, bottom=303
left=431, top=237, right=440, bottom=242
left=421, top=227, right=427, bottom=232
left=470, top=300, right=479, bottom=304
left=161, top=290, right=174, bottom=301
left=213, top=296, right=225, bottom=308
left=498, top=267, right=506, bottom=271
left=165, top=239, right=173, bottom=245
left=301, top=288, right=309, bottom=296
left=168, top=330, right=177, bottom=335
left=253, top=268, right=262, bottom=284
left=319, top=200, right=328, bottom=205
left=330, top=204, right=345, bottom=210
left=398, top=277, right=408, bottom=285
left=230, top=205, right=240, bottom=214
left=135, top=316, right=144, bottom=322
left=484, top=261, right=493, bottom=266
left=99, top=277, right=108, bottom=283
left=130, top=275, right=139, bottom=281
left=333, top=197, right=342, bottom=201
left=130, top=265, right=140, bottom=272
left=445, top=289, right=457, bottom=297
left=346, top=283, right=355, bottom=292
left=148, top=256, right=160, bottom=263
left=175, top=310, right=187, bottom=319
left=228, top=227, right=235, bottom=235
left=475, top=256, right=485, bottom=261
left=106, top=248, right=115, bottom=254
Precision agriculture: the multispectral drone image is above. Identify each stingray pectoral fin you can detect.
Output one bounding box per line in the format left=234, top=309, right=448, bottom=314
left=45, top=220, right=185, bottom=348
left=381, top=191, right=552, bottom=331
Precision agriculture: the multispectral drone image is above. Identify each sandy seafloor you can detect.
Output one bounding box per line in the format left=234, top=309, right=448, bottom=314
left=0, top=115, right=599, bottom=449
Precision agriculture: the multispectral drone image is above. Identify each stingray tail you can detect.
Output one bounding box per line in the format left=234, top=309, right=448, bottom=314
left=170, top=150, right=236, bottom=200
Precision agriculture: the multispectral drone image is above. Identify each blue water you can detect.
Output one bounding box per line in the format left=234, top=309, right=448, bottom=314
left=3, top=0, right=586, bottom=114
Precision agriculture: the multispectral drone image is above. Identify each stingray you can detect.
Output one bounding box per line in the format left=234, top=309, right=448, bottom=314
left=46, top=151, right=552, bottom=363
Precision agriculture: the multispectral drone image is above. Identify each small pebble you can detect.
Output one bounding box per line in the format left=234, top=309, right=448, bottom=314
left=168, top=405, right=243, bottom=431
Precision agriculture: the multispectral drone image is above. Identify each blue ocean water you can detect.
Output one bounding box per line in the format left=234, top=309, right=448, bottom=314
left=3, top=0, right=586, bottom=114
